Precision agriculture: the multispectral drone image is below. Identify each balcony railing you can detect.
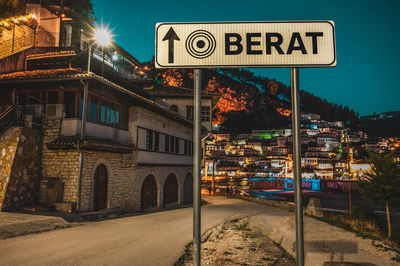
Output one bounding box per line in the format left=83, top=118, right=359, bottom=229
left=0, top=105, right=42, bottom=135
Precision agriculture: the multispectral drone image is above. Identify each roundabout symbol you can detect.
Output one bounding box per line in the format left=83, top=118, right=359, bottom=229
left=185, top=30, right=216, bottom=59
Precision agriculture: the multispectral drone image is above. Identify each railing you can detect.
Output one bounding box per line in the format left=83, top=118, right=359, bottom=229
left=0, top=106, right=42, bottom=135
left=0, top=25, right=35, bottom=60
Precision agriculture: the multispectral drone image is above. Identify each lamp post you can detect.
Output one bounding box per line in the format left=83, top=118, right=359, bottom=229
left=77, top=26, right=112, bottom=213
left=81, top=26, right=112, bottom=139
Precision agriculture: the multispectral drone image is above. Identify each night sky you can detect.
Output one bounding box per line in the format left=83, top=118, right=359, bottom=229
left=93, top=0, right=400, bottom=116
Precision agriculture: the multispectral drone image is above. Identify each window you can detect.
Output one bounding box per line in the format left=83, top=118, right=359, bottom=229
left=146, top=130, right=153, bottom=150
left=64, top=91, right=76, bottom=118
left=100, top=100, right=107, bottom=123
left=170, top=105, right=178, bottom=113
left=185, top=106, right=210, bottom=121
left=47, top=91, right=59, bottom=104
left=154, top=132, right=159, bottom=151
left=184, top=140, right=193, bottom=155
left=109, top=103, right=115, bottom=125
left=201, top=106, right=210, bottom=122
left=175, top=137, right=180, bottom=154
left=146, top=130, right=159, bottom=151
left=165, top=135, right=170, bottom=153
left=170, top=136, right=175, bottom=153
left=139, top=127, right=191, bottom=155
left=89, top=94, right=98, bottom=123
left=186, top=105, right=193, bottom=120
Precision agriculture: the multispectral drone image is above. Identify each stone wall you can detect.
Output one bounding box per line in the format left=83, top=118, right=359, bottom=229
left=79, top=151, right=135, bottom=212
left=126, top=165, right=192, bottom=211
left=40, top=118, right=80, bottom=208
left=40, top=117, right=193, bottom=213
left=79, top=152, right=192, bottom=212
left=0, top=127, right=41, bottom=210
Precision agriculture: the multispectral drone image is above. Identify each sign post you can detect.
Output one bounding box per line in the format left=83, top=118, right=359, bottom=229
left=155, top=21, right=336, bottom=266
left=193, top=68, right=201, bottom=266
left=291, top=67, right=304, bottom=265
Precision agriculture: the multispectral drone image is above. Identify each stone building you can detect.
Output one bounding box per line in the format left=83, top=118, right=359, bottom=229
left=0, top=3, right=194, bottom=212
left=143, top=83, right=214, bottom=133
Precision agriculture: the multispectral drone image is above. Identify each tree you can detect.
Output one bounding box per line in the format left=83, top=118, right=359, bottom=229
left=359, top=150, right=400, bottom=238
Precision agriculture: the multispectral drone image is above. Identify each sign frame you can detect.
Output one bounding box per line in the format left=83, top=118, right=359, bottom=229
left=155, top=20, right=336, bottom=68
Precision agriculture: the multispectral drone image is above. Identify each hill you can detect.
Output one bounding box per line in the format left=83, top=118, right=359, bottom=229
left=359, top=111, right=400, bottom=137
left=146, top=64, right=359, bottom=134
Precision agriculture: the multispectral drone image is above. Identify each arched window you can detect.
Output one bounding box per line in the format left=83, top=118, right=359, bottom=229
left=170, top=105, right=178, bottom=113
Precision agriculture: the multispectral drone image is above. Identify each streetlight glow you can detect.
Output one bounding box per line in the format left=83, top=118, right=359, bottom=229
left=94, top=26, right=112, bottom=46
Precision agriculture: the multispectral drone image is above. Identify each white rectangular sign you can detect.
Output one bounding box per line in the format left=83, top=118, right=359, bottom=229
left=155, top=21, right=336, bottom=68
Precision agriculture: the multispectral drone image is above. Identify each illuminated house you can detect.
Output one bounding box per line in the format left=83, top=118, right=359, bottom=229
left=143, top=83, right=215, bottom=133
left=251, top=129, right=291, bottom=139
left=350, top=159, right=372, bottom=180
left=0, top=3, right=194, bottom=212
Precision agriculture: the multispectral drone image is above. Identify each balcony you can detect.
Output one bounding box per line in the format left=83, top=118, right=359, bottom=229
left=61, top=118, right=130, bottom=145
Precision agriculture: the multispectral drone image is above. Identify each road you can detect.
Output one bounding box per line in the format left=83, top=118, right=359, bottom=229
left=0, top=196, right=397, bottom=266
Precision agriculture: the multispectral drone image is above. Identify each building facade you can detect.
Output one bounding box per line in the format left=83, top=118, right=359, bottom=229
left=0, top=3, right=194, bottom=212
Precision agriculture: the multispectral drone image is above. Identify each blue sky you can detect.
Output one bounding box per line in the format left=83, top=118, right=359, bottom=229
left=93, top=0, right=400, bottom=116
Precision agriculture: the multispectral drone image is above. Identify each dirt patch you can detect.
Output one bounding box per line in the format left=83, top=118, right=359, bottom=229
left=176, top=217, right=295, bottom=265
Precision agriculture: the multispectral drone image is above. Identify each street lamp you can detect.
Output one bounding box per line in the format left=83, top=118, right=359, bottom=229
left=87, top=26, right=112, bottom=74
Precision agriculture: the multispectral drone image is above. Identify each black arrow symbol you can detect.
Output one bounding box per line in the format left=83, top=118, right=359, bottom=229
left=162, top=27, right=180, bottom=63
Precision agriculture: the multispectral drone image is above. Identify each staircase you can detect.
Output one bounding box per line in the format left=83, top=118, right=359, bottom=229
left=0, top=106, right=24, bottom=135
left=0, top=24, right=35, bottom=60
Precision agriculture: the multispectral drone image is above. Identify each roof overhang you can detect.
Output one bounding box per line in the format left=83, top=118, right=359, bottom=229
left=0, top=72, right=193, bottom=128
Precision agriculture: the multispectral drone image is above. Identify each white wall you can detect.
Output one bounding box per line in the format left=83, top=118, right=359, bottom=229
left=61, top=118, right=130, bottom=144
left=158, top=98, right=212, bottom=132
left=129, top=106, right=193, bottom=165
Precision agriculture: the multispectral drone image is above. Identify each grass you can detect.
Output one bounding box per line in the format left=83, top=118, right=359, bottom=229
left=315, top=209, right=400, bottom=263
left=321, top=213, right=384, bottom=239
left=223, top=250, right=233, bottom=256
left=235, top=221, right=250, bottom=231
left=261, top=256, right=274, bottom=261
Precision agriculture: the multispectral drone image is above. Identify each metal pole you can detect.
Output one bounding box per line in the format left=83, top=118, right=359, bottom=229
left=102, top=46, right=105, bottom=77
left=212, top=159, right=215, bottom=195
left=193, top=68, right=202, bottom=266
left=291, top=67, right=304, bottom=266
left=87, top=43, right=92, bottom=73
left=81, top=82, right=88, bottom=138
left=347, top=135, right=352, bottom=219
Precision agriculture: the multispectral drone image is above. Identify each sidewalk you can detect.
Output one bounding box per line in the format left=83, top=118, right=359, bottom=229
left=0, top=207, right=134, bottom=239
left=0, top=212, right=72, bottom=239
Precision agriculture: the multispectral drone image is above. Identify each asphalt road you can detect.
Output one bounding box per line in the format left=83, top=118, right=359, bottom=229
left=0, top=196, right=397, bottom=266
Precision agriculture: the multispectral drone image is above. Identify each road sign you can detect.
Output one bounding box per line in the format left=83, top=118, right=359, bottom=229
left=155, top=21, right=336, bottom=68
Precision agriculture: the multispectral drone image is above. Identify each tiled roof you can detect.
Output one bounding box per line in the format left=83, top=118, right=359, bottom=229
left=26, top=50, right=76, bottom=60
left=0, top=68, right=83, bottom=80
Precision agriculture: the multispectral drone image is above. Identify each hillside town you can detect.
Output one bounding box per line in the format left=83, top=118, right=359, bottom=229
left=0, top=1, right=399, bottom=213
left=203, top=114, right=400, bottom=194
left=1, top=1, right=400, bottom=265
